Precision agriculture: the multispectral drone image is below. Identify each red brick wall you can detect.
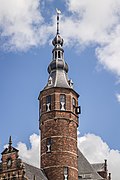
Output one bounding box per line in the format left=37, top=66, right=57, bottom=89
left=0, top=150, right=26, bottom=179
left=39, top=87, right=79, bottom=180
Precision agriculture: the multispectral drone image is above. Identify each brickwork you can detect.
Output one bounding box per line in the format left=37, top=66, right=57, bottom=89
left=44, top=167, right=78, bottom=180
left=0, top=146, right=27, bottom=179
left=39, top=87, right=79, bottom=180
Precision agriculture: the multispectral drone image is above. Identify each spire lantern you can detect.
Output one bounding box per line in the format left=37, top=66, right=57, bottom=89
left=45, top=9, right=73, bottom=90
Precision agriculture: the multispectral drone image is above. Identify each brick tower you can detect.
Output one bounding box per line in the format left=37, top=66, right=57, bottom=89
left=38, top=10, right=80, bottom=180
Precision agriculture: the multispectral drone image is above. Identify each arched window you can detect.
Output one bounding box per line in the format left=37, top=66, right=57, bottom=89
left=58, top=51, right=61, bottom=58
left=55, top=51, right=57, bottom=59
left=60, top=94, right=66, bottom=110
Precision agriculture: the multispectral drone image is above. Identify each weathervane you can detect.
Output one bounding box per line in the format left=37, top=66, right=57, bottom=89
left=56, top=8, right=61, bottom=34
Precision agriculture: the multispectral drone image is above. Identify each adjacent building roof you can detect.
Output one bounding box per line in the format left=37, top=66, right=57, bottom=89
left=91, top=163, right=105, bottom=172
left=0, top=146, right=105, bottom=180
left=78, top=149, right=104, bottom=180
left=23, top=162, right=48, bottom=180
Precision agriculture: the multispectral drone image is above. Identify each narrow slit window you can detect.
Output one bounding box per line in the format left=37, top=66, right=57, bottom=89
left=39, top=101, right=41, bottom=116
left=55, top=51, right=57, bottom=59
left=60, top=94, right=66, bottom=110
left=46, top=138, right=52, bottom=153
left=72, top=98, right=76, bottom=113
left=72, top=98, right=76, bottom=107
left=58, top=51, right=61, bottom=58
left=46, top=95, right=51, bottom=112
left=61, top=52, right=63, bottom=58
left=64, top=167, right=68, bottom=180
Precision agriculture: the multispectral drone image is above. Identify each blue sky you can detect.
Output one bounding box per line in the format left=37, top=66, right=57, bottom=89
left=0, top=0, right=120, bottom=179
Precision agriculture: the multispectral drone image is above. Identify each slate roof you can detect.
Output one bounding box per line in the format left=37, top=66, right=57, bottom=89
left=91, top=163, right=105, bottom=172
left=45, top=31, right=73, bottom=90
left=45, top=69, right=71, bottom=89
left=0, top=151, right=105, bottom=180
left=78, top=149, right=104, bottom=180
left=23, top=162, right=48, bottom=180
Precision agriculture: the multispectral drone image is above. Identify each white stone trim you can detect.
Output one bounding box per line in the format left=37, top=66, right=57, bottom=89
left=41, top=150, right=77, bottom=157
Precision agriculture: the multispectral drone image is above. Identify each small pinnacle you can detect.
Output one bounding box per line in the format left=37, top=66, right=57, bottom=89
left=33, top=175, right=36, bottom=180
left=9, top=136, right=12, bottom=147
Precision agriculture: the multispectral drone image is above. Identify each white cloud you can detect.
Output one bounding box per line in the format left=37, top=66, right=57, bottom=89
left=60, top=0, right=120, bottom=77
left=1, top=0, right=120, bottom=78
left=0, top=0, right=46, bottom=51
left=78, top=133, right=120, bottom=180
left=116, top=93, right=120, bottom=103
left=78, top=133, right=110, bottom=163
left=16, top=133, right=120, bottom=180
left=17, top=133, right=40, bottom=168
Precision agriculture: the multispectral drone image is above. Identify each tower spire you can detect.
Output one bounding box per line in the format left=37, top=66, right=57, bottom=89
left=39, top=10, right=80, bottom=180
left=56, top=8, right=61, bottom=34
left=44, top=9, right=73, bottom=89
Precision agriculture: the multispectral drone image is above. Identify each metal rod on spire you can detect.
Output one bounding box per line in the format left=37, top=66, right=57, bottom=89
left=56, top=8, right=61, bottom=34
left=8, top=136, right=12, bottom=151
left=9, top=136, right=12, bottom=147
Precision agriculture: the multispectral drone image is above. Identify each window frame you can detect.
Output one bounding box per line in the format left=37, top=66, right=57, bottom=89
left=60, top=94, right=66, bottom=110
left=46, top=95, right=51, bottom=112
left=64, top=167, right=68, bottom=180
left=46, top=137, right=52, bottom=153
